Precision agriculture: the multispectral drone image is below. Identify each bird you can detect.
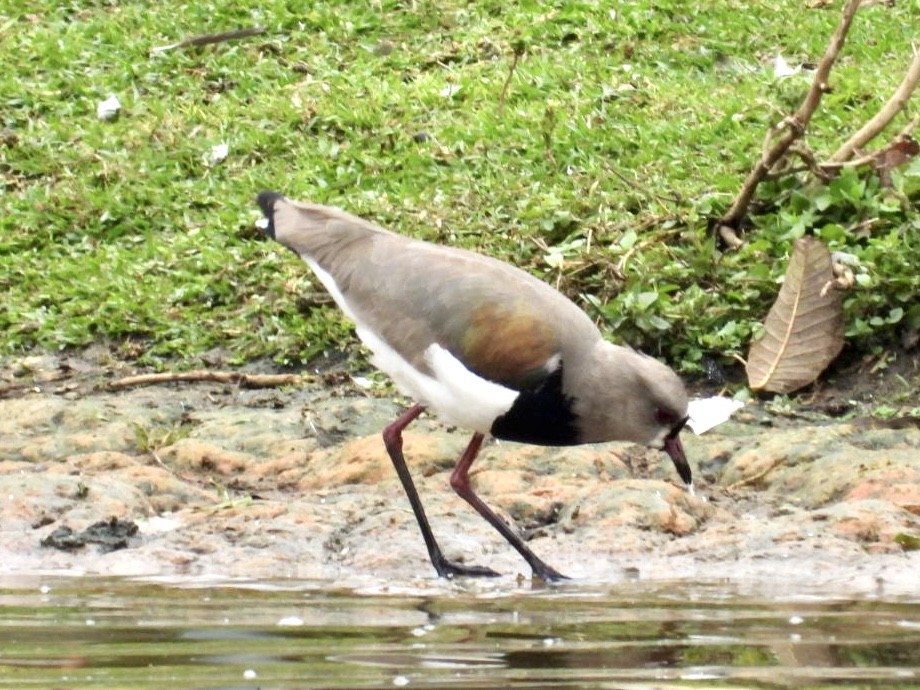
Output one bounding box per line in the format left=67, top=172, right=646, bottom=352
left=255, top=191, right=691, bottom=581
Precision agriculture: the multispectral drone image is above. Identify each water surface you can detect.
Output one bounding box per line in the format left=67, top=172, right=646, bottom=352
left=0, top=575, right=917, bottom=689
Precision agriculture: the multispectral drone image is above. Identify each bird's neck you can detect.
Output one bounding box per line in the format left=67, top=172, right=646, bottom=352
left=568, top=341, right=642, bottom=444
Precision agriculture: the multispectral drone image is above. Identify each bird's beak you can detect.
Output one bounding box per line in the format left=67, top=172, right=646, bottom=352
left=663, top=416, right=692, bottom=485
left=663, top=434, right=691, bottom=485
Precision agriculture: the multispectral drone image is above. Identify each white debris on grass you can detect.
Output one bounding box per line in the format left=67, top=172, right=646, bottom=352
left=206, top=142, right=230, bottom=166
left=96, top=95, right=121, bottom=121
left=687, top=396, right=745, bottom=435
left=773, top=54, right=801, bottom=78
left=136, top=514, right=183, bottom=535
left=277, top=616, right=305, bottom=626
left=439, top=84, right=461, bottom=98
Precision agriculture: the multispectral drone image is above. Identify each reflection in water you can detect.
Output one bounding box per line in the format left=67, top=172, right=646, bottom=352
left=0, top=577, right=917, bottom=689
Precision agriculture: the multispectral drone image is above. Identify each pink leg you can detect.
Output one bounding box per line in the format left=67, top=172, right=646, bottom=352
left=382, top=405, right=499, bottom=578
left=450, top=434, right=567, bottom=582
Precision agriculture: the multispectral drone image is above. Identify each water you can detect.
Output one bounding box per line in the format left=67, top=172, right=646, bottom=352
left=0, top=576, right=918, bottom=689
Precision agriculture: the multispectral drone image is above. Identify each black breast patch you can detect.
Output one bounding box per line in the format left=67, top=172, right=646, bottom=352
left=489, top=365, right=579, bottom=446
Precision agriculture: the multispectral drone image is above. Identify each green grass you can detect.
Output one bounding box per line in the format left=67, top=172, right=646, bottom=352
left=2, top=0, right=918, bottom=374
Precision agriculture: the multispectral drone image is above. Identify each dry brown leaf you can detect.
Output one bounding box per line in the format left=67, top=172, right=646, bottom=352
left=876, top=135, right=919, bottom=187
left=746, top=237, right=845, bottom=393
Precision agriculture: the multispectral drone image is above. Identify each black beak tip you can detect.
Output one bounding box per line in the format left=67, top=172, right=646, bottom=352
left=255, top=190, right=283, bottom=240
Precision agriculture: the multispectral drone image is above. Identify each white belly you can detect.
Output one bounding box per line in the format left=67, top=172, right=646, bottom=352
left=358, top=325, right=518, bottom=434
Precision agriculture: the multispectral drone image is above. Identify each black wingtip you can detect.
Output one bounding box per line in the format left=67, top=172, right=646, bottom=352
left=255, top=191, right=285, bottom=240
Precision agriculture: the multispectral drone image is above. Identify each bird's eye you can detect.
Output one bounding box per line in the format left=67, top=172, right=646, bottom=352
left=655, top=407, right=676, bottom=425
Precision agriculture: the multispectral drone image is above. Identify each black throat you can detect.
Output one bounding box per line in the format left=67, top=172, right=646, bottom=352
left=489, top=366, right=579, bottom=446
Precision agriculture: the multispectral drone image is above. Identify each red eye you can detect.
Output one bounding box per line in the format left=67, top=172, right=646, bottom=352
left=655, top=408, right=676, bottom=425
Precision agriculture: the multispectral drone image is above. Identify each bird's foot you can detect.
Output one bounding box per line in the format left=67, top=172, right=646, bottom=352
left=433, top=555, right=501, bottom=579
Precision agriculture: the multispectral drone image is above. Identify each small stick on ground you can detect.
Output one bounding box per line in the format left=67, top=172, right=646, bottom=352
left=151, top=27, right=266, bottom=54
left=108, top=370, right=312, bottom=390
left=0, top=381, right=33, bottom=399
left=498, top=41, right=525, bottom=113
left=606, top=165, right=682, bottom=207
left=727, top=457, right=787, bottom=491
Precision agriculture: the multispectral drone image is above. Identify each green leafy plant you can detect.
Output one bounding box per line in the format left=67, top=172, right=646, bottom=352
left=132, top=422, right=194, bottom=454
left=1, top=1, right=916, bottom=375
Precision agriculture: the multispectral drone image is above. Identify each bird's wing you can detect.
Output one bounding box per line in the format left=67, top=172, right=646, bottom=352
left=260, top=194, right=600, bottom=392
left=350, top=237, right=584, bottom=392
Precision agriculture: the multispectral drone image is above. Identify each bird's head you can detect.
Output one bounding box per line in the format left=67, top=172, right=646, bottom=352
left=574, top=342, right=691, bottom=485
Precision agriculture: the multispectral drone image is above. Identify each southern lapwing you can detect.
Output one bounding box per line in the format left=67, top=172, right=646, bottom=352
left=256, top=191, right=691, bottom=581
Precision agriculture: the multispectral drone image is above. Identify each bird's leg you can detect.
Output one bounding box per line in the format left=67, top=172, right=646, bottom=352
left=450, top=434, right=568, bottom=582
left=382, top=405, right=500, bottom=579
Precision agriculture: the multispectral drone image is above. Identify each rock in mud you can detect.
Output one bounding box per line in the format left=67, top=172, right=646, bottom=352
left=41, top=517, right=140, bottom=553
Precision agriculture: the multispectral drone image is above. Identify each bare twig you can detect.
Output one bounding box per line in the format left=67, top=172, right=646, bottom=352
left=827, top=47, right=920, bottom=163
left=108, top=370, right=312, bottom=390
left=0, top=381, right=33, bottom=398
left=151, top=27, right=266, bottom=54
left=605, top=164, right=682, bottom=207
left=822, top=119, right=919, bottom=170
left=764, top=164, right=812, bottom=180
left=498, top=41, right=525, bottom=113
left=615, top=226, right=688, bottom=274
left=727, top=457, right=787, bottom=490
left=717, top=0, right=862, bottom=236
left=765, top=140, right=834, bottom=181
left=718, top=225, right=745, bottom=249
left=822, top=148, right=888, bottom=170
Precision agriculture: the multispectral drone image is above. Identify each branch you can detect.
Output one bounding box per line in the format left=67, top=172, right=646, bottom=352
left=822, top=117, right=919, bottom=169
left=727, top=456, right=787, bottom=490
left=717, top=0, right=862, bottom=235
left=0, top=381, right=32, bottom=399
left=827, top=46, right=920, bottom=163
left=765, top=140, right=834, bottom=181
left=606, top=164, right=682, bottom=206
left=108, top=370, right=312, bottom=390
left=498, top=41, right=525, bottom=113
left=151, top=27, right=266, bottom=54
